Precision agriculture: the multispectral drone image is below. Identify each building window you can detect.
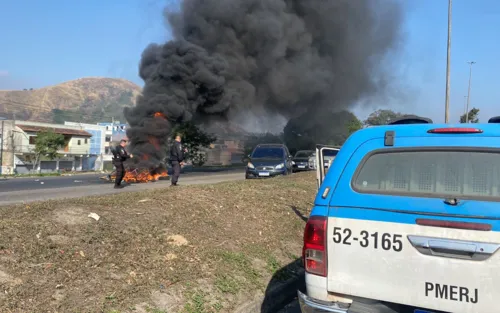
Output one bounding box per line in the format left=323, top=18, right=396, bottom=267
left=105, top=136, right=111, bottom=142
left=77, top=140, right=81, bottom=145
left=105, top=147, right=110, bottom=154
left=85, top=138, right=88, bottom=144
left=29, top=136, right=36, bottom=145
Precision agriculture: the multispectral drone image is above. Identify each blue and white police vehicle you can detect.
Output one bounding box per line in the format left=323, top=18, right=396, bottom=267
left=299, top=116, right=500, bottom=313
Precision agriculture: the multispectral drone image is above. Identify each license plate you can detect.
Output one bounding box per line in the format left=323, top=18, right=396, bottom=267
left=298, top=165, right=305, bottom=168
left=415, top=310, right=435, bottom=313
left=258, top=172, right=270, bottom=176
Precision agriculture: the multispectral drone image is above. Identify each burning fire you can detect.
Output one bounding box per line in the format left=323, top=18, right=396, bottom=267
left=153, top=112, right=166, bottom=119
left=122, top=168, right=168, bottom=183
left=105, top=168, right=168, bottom=184
left=123, top=168, right=168, bottom=183
left=104, top=112, right=169, bottom=184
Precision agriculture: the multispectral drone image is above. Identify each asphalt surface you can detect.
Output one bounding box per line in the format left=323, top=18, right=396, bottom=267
left=0, top=167, right=243, bottom=193
left=0, top=169, right=245, bottom=206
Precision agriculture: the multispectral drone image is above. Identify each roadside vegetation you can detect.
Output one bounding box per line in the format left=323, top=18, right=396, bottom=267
left=0, top=172, right=315, bottom=312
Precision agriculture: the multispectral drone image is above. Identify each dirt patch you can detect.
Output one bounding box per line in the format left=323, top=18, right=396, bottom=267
left=0, top=172, right=316, bottom=312
left=47, top=235, right=72, bottom=245
left=0, top=269, right=22, bottom=286
left=52, top=206, right=91, bottom=225
left=167, top=235, right=189, bottom=246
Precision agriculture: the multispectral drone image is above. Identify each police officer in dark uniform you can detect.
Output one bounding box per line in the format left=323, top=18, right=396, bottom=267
left=169, top=134, right=185, bottom=186
left=112, top=139, right=132, bottom=189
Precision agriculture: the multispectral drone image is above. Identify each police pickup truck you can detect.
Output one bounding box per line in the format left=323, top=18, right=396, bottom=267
left=299, top=116, right=500, bottom=313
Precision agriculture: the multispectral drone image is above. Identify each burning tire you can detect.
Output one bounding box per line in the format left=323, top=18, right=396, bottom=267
left=102, top=167, right=169, bottom=183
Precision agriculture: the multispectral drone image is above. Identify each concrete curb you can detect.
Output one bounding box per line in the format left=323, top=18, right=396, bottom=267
left=234, top=268, right=305, bottom=313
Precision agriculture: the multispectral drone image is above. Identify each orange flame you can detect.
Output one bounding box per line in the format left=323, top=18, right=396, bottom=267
left=118, top=168, right=168, bottom=183
left=154, top=112, right=166, bottom=119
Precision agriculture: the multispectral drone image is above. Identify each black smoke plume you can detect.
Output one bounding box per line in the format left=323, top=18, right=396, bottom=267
left=125, top=0, right=404, bottom=166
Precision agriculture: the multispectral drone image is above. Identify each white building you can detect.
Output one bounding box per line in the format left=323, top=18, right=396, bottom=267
left=65, top=122, right=107, bottom=171
left=11, top=121, right=93, bottom=174
left=97, top=122, right=128, bottom=170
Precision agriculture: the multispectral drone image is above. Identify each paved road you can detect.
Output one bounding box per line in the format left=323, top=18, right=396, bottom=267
left=0, top=170, right=244, bottom=206
left=0, top=167, right=243, bottom=193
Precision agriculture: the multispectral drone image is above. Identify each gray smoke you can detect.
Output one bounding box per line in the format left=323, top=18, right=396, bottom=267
left=125, top=0, right=403, bottom=165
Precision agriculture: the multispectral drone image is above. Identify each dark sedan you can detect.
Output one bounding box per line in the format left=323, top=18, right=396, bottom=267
left=292, top=150, right=314, bottom=172
left=245, top=144, right=293, bottom=179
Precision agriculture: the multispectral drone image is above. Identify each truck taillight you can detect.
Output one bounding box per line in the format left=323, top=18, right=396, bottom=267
left=302, top=215, right=327, bottom=277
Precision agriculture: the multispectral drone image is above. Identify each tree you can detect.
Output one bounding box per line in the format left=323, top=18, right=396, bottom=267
left=284, top=110, right=359, bottom=153
left=243, top=132, right=284, bottom=157
left=459, top=108, right=480, bottom=123
left=52, top=109, right=77, bottom=124
left=170, top=122, right=217, bottom=166
left=363, top=109, right=405, bottom=126
left=347, top=117, right=363, bottom=135
left=32, top=131, right=65, bottom=172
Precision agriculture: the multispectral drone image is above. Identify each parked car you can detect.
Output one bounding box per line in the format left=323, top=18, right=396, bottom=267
left=245, top=144, right=293, bottom=178
left=322, top=146, right=340, bottom=169
left=308, top=152, right=316, bottom=170
left=308, top=147, right=340, bottom=170
left=292, top=150, right=314, bottom=172
left=299, top=116, right=500, bottom=313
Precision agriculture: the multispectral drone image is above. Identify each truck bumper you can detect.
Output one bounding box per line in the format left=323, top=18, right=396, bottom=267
left=298, top=291, right=348, bottom=313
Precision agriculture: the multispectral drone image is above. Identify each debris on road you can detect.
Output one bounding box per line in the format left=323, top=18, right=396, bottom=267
left=87, top=212, right=100, bottom=221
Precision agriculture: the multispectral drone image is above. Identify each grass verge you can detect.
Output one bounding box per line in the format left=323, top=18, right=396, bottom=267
left=0, top=172, right=315, bottom=312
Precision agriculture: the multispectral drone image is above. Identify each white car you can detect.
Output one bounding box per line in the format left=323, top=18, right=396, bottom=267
left=322, top=147, right=339, bottom=169
left=309, top=148, right=340, bottom=170
left=308, top=152, right=316, bottom=170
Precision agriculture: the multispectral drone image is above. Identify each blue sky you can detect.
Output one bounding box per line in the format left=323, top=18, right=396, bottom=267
left=0, top=0, right=498, bottom=123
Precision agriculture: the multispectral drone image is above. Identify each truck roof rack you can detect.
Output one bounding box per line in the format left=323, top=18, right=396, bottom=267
left=388, top=115, right=433, bottom=125
left=488, top=116, right=500, bottom=123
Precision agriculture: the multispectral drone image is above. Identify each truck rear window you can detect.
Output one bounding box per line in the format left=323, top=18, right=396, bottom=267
left=353, top=149, right=500, bottom=199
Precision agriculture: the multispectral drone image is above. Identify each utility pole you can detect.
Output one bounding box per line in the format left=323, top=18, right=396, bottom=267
left=444, top=0, right=452, bottom=123
left=0, top=118, right=4, bottom=175
left=465, top=61, right=476, bottom=123
left=463, top=96, right=468, bottom=116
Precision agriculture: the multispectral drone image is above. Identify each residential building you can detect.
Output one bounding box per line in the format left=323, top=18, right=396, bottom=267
left=97, top=121, right=128, bottom=170
left=205, top=139, right=245, bottom=166
left=0, top=119, right=15, bottom=175
left=9, top=120, right=93, bottom=174
left=64, top=122, right=107, bottom=171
